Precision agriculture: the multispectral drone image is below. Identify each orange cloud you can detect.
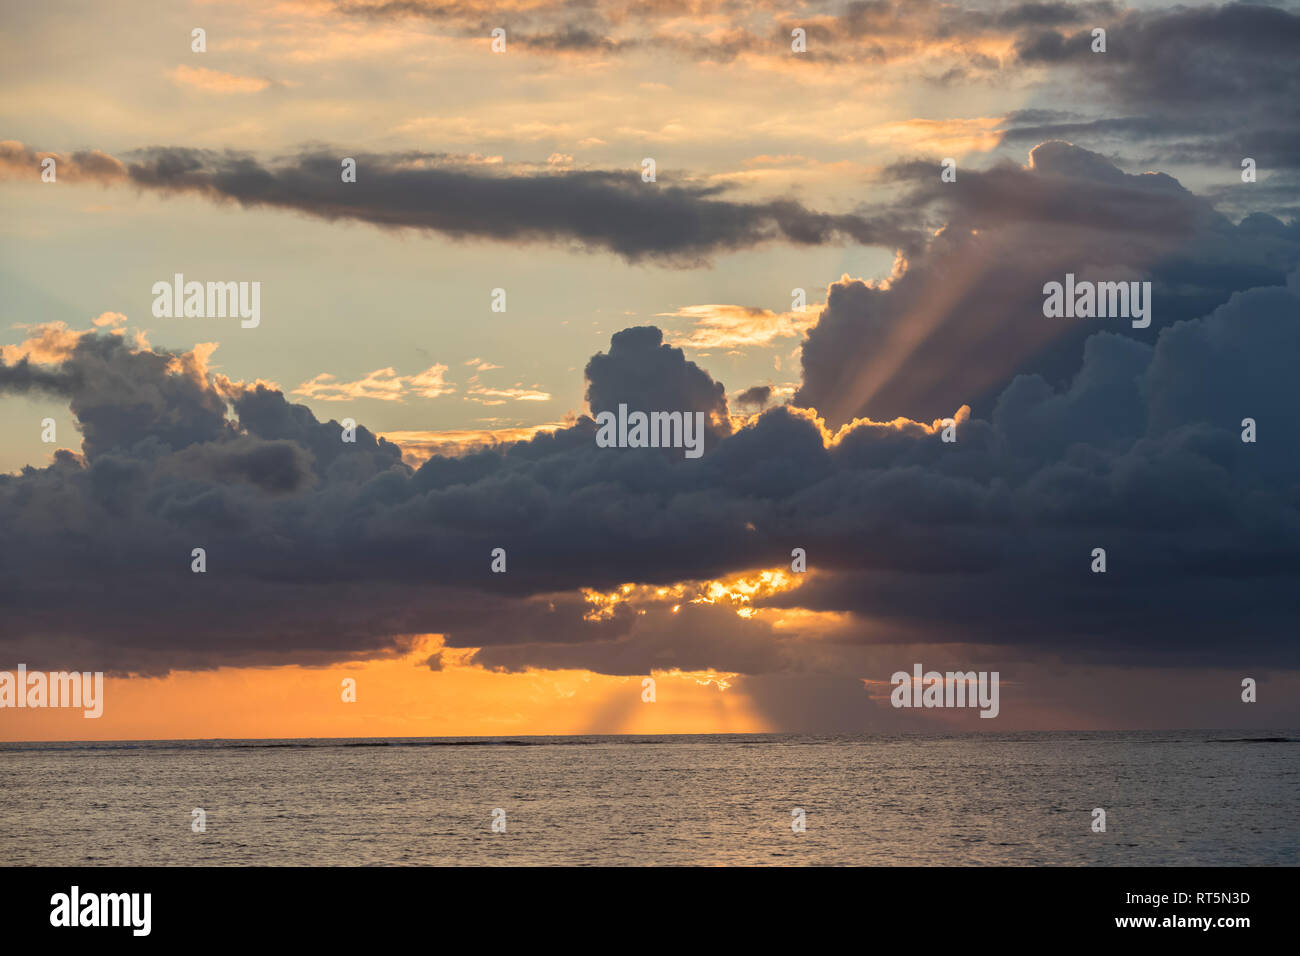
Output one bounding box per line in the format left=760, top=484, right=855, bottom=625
left=0, top=141, right=126, bottom=184
left=0, top=313, right=134, bottom=365
left=169, top=65, right=272, bottom=93
left=663, top=303, right=819, bottom=350
left=466, top=384, right=552, bottom=404
left=856, top=116, right=1006, bottom=156
left=1, top=323, right=93, bottom=365
left=580, top=566, right=813, bottom=626
left=293, top=364, right=454, bottom=401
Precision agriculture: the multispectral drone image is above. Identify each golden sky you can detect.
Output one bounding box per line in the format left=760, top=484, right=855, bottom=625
left=0, top=642, right=770, bottom=741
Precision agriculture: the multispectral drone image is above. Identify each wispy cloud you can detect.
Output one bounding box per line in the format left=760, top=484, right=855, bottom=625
left=293, top=364, right=454, bottom=401
left=466, top=384, right=552, bottom=404
left=662, top=303, right=818, bottom=350
left=169, top=65, right=273, bottom=94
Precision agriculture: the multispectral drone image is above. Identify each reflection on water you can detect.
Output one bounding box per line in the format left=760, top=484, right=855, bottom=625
left=1, top=732, right=1296, bottom=866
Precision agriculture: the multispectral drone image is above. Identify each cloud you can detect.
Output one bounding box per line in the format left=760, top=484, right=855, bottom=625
left=466, top=384, right=552, bottom=404
left=2, top=254, right=1297, bottom=679
left=1017, top=2, right=1300, bottom=109
left=1, top=322, right=98, bottom=365
left=796, top=142, right=1300, bottom=426
left=333, top=0, right=1122, bottom=72
left=384, top=422, right=572, bottom=464
left=0, top=332, right=234, bottom=459
left=1, top=142, right=918, bottom=265
left=1010, top=2, right=1300, bottom=170
left=661, top=303, right=817, bottom=350
left=0, top=141, right=126, bottom=185
left=734, top=385, right=774, bottom=411
left=169, top=65, right=273, bottom=93
left=293, top=364, right=454, bottom=401
left=585, top=326, right=730, bottom=432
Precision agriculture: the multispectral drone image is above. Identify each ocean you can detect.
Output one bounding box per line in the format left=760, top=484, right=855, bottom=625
left=1, top=732, right=1296, bottom=866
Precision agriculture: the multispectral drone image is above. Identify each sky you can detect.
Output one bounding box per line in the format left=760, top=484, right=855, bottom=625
left=1, top=0, right=1298, bottom=739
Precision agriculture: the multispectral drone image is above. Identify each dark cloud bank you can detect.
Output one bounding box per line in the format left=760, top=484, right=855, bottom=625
left=0, top=140, right=918, bottom=265
left=799, top=142, right=1300, bottom=426
left=3, top=144, right=1298, bottom=679
left=1001, top=2, right=1300, bottom=203
left=122, top=147, right=919, bottom=265
left=2, top=141, right=1297, bottom=683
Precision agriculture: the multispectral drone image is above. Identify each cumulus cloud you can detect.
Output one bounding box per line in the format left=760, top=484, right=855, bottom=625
left=2, top=255, right=1297, bottom=677
left=796, top=142, right=1300, bottom=426
left=585, top=326, right=731, bottom=434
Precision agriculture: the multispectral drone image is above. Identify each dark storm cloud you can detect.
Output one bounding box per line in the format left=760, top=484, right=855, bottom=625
left=883, top=142, right=1206, bottom=236
left=1009, top=2, right=1300, bottom=168
left=1017, top=2, right=1300, bottom=107
left=765, top=278, right=1300, bottom=667
left=117, top=147, right=917, bottom=265
left=0, top=335, right=232, bottom=458
left=796, top=142, right=1300, bottom=426
left=3, top=244, right=1299, bottom=677
left=585, top=326, right=729, bottom=426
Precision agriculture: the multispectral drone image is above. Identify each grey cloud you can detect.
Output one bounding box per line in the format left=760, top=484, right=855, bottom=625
left=0, top=141, right=127, bottom=185
left=798, top=142, right=1300, bottom=426
left=1017, top=2, right=1300, bottom=107
left=118, top=147, right=917, bottom=265
left=337, top=0, right=1121, bottom=67
left=735, top=385, right=774, bottom=411
left=585, top=326, right=730, bottom=429
left=1011, top=2, right=1300, bottom=169
left=3, top=260, right=1298, bottom=678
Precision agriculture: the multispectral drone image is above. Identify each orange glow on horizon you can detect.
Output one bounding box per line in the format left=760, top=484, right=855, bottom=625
left=0, top=637, right=771, bottom=742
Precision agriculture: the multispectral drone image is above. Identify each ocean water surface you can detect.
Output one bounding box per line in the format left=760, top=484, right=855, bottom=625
left=1, top=731, right=1296, bottom=866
